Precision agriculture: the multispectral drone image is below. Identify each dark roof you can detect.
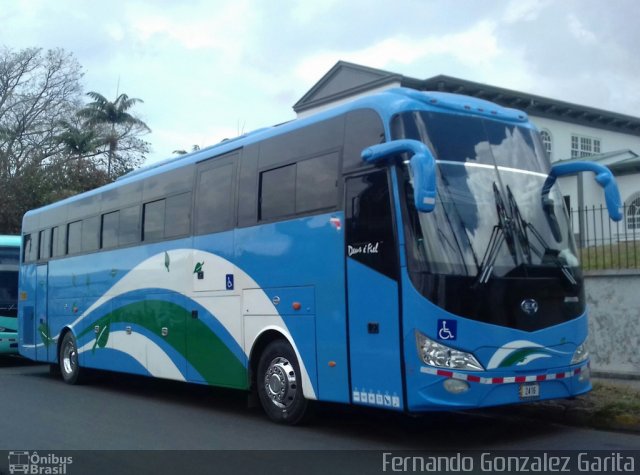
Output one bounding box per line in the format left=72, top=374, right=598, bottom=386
left=294, top=61, right=640, bottom=136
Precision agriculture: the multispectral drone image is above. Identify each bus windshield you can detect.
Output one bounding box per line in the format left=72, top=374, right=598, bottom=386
left=393, top=111, right=584, bottom=331
left=0, top=246, right=19, bottom=317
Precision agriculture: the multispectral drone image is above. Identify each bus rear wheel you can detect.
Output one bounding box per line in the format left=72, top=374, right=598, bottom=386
left=257, top=340, right=310, bottom=425
left=59, top=332, right=83, bottom=384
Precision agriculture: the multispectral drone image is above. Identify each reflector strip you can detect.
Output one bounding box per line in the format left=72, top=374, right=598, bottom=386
left=419, top=363, right=587, bottom=385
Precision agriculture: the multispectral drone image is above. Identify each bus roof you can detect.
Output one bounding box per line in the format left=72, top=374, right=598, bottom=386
left=23, top=87, right=530, bottom=221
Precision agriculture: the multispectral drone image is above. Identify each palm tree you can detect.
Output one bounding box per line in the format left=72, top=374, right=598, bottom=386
left=78, top=92, right=150, bottom=177
left=55, top=119, right=101, bottom=159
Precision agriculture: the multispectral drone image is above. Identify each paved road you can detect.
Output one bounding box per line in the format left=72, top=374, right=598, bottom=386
left=1, top=356, right=639, bottom=453
left=0, top=358, right=640, bottom=450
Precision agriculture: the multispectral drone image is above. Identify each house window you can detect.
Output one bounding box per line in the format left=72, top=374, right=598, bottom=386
left=571, top=134, right=601, bottom=158
left=540, top=129, right=552, bottom=160
left=627, top=193, right=640, bottom=231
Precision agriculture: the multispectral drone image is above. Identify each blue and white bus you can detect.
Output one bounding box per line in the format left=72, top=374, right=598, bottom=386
left=18, top=88, right=621, bottom=424
left=0, top=235, right=20, bottom=355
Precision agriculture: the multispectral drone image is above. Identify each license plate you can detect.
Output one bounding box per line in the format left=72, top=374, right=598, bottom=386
left=519, top=382, right=540, bottom=399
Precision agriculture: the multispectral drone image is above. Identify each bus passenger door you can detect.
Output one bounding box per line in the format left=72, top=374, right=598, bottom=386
left=35, top=264, right=49, bottom=361
left=345, top=170, right=404, bottom=411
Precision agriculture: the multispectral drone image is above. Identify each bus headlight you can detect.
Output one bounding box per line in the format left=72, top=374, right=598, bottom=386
left=415, top=330, right=484, bottom=371
left=571, top=342, right=589, bottom=365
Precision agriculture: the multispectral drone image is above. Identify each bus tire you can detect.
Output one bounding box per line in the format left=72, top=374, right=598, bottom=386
left=59, top=332, right=83, bottom=385
left=257, top=339, right=310, bottom=425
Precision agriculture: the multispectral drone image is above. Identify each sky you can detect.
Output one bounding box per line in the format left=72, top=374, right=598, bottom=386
left=2, top=0, right=639, bottom=166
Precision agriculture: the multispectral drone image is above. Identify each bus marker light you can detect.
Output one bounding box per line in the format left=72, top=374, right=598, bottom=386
left=328, top=361, right=336, bottom=367
left=292, top=302, right=301, bottom=311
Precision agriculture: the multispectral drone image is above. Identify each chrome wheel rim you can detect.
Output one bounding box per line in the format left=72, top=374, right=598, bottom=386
left=264, top=356, right=297, bottom=409
left=62, top=339, right=77, bottom=376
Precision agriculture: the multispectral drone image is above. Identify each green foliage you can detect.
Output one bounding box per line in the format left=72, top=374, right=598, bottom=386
left=0, top=46, right=151, bottom=234
left=579, top=241, right=640, bottom=270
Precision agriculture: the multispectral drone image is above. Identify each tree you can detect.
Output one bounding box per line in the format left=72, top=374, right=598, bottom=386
left=0, top=47, right=83, bottom=179
left=0, top=47, right=152, bottom=233
left=0, top=47, right=84, bottom=232
left=78, top=91, right=150, bottom=177
left=173, top=144, right=201, bottom=155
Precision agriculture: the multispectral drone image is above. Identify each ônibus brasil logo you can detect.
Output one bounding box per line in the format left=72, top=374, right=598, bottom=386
left=8, top=451, right=73, bottom=474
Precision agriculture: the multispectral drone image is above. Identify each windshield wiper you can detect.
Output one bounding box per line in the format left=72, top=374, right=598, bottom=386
left=475, top=183, right=519, bottom=285
left=506, top=185, right=578, bottom=287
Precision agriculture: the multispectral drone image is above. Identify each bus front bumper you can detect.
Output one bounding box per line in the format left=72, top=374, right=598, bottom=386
left=406, top=361, right=591, bottom=412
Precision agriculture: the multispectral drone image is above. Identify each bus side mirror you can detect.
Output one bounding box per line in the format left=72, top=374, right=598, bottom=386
left=542, top=161, right=622, bottom=221
left=361, top=139, right=436, bottom=213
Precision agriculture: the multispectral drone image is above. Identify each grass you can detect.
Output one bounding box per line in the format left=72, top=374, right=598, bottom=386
left=578, top=241, right=640, bottom=271
left=509, top=380, right=640, bottom=432
left=586, top=381, right=640, bottom=429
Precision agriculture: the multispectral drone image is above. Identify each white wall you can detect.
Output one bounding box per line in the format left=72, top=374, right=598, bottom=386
left=532, top=114, right=640, bottom=242
left=586, top=271, right=640, bottom=377
left=530, top=115, right=640, bottom=163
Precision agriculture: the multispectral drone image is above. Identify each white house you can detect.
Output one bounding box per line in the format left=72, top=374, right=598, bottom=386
left=294, top=61, right=640, bottom=243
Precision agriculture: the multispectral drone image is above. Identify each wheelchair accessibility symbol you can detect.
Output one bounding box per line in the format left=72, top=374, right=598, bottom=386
left=437, top=319, right=457, bottom=341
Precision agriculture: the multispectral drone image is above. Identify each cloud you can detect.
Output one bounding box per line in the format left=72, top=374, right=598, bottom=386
left=2, top=0, right=638, bottom=165
left=567, top=14, right=597, bottom=44
left=294, top=20, right=500, bottom=83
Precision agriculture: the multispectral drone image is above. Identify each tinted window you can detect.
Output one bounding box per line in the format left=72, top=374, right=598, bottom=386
left=0, top=246, right=19, bottom=265
left=346, top=170, right=398, bottom=279
left=196, top=163, right=234, bottom=234
left=82, top=216, right=100, bottom=252
left=38, top=230, right=48, bottom=260
left=296, top=152, right=339, bottom=214
left=165, top=192, right=191, bottom=238
left=102, top=211, right=119, bottom=249
left=237, top=147, right=259, bottom=228
left=22, top=235, right=32, bottom=263
left=51, top=226, right=61, bottom=257
left=143, top=200, right=165, bottom=241
left=259, top=164, right=296, bottom=220
left=67, top=221, right=82, bottom=254
left=344, top=109, right=385, bottom=170
left=119, top=205, right=140, bottom=245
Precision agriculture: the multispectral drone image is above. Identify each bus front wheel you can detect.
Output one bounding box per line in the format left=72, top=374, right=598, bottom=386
left=59, top=332, right=83, bottom=385
left=257, top=340, right=310, bottom=424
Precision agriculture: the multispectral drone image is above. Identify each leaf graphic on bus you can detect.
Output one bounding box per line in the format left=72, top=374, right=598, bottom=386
left=193, top=261, right=204, bottom=274
left=92, top=322, right=111, bottom=352
left=38, top=323, right=54, bottom=347
left=164, top=251, right=170, bottom=272
left=498, top=348, right=552, bottom=368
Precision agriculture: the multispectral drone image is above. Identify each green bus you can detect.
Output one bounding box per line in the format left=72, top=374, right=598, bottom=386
left=0, top=235, right=20, bottom=355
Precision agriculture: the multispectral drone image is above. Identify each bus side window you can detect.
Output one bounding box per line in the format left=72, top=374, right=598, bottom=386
left=195, top=161, right=235, bottom=234
left=67, top=221, right=82, bottom=255
left=259, top=164, right=296, bottom=221
left=101, top=211, right=119, bottom=249
left=119, top=205, right=140, bottom=246
left=296, top=152, right=339, bottom=214
left=165, top=192, right=192, bottom=238
left=38, top=230, right=47, bottom=260
left=82, top=216, right=100, bottom=252
left=143, top=199, right=165, bottom=242
left=23, top=234, right=33, bottom=263
left=51, top=226, right=59, bottom=257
